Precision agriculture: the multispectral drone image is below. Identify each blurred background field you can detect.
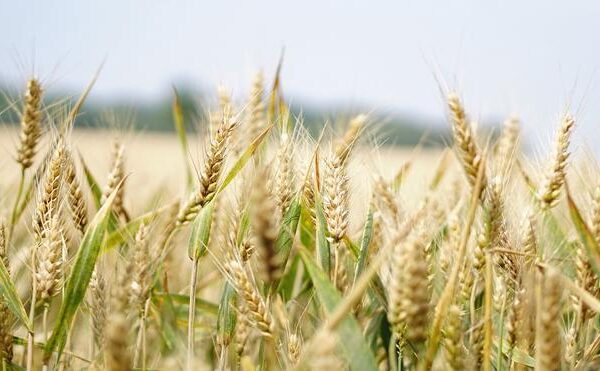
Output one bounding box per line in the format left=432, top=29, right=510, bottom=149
left=0, top=124, right=446, bottom=222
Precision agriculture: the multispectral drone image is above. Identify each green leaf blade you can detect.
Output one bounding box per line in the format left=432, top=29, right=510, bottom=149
left=0, top=258, right=31, bottom=331
left=44, top=182, right=122, bottom=362
left=299, top=247, right=378, bottom=371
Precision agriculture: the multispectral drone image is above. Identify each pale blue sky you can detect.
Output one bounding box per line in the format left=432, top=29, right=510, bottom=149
left=1, top=0, right=600, bottom=145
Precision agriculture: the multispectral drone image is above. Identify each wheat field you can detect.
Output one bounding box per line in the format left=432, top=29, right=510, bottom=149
left=0, top=72, right=599, bottom=371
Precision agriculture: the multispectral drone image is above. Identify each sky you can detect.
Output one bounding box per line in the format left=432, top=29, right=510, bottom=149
left=1, top=0, right=600, bottom=148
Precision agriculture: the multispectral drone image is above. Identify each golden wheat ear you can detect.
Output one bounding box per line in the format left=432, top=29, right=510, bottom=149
left=447, top=93, right=486, bottom=192
left=535, top=269, right=563, bottom=371
left=225, top=260, right=274, bottom=338
left=88, top=269, right=107, bottom=356
left=65, top=149, right=88, bottom=234
left=105, top=267, right=133, bottom=371
left=102, top=140, right=128, bottom=221
left=536, top=114, right=575, bottom=211
left=16, top=78, right=44, bottom=170
left=177, top=115, right=236, bottom=226
left=33, top=139, right=66, bottom=242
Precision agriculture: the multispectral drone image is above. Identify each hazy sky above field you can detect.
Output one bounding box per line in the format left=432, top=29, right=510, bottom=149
left=1, top=0, right=600, bottom=147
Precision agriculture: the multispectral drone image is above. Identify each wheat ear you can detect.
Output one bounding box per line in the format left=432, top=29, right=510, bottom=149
left=251, top=168, right=281, bottom=286
left=247, top=71, right=265, bottom=141
left=33, top=139, right=66, bottom=242
left=16, top=78, right=44, bottom=170
left=447, top=93, right=486, bottom=191
left=443, top=304, right=464, bottom=370
left=177, top=116, right=236, bottom=225
left=535, top=270, right=563, bottom=371
left=323, top=153, right=349, bottom=244
left=65, top=150, right=88, bottom=234
left=274, top=132, right=295, bottom=216
left=34, top=214, right=63, bottom=302
left=335, top=114, right=366, bottom=166
left=536, top=114, right=575, bottom=210
left=88, top=269, right=106, bottom=355
left=225, top=260, right=274, bottom=338
left=105, top=268, right=132, bottom=371
left=102, top=140, right=128, bottom=221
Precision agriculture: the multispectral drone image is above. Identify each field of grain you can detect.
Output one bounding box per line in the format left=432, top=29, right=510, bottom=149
left=1, top=74, right=599, bottom=371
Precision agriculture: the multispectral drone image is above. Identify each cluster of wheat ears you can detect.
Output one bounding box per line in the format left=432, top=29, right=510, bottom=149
left=0, top=68, right=599, bottom=371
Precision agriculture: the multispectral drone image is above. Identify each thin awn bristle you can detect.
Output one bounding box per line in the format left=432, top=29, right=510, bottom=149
left=495, top=115, right=520, bottom=174
left=335, top=114, right=366, bottom=167
left=536, top=114, right=575, bottom=210
left=16, top=78, right=44, bottom=170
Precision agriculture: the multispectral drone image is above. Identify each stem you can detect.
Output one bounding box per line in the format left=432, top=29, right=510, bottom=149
left=42, top=305, right=49, bottom=371
left=142, top=299, right=149, bottom=370
left=497, top=290, right=507, bottom=371
left=27, top=279, right=37, bottom=371
left=133, top=299, right=151, bottom=369
left=482, top=252, right=493, bottom=371
left=187, top=255, right=200, bottom=371
left=217, top=344, right=227, bottom=371
left=8, top=168, right=26, bottom=241
left=420, top=151, right=486, bottom=371
left=88, top=316, right=95, bottom=362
